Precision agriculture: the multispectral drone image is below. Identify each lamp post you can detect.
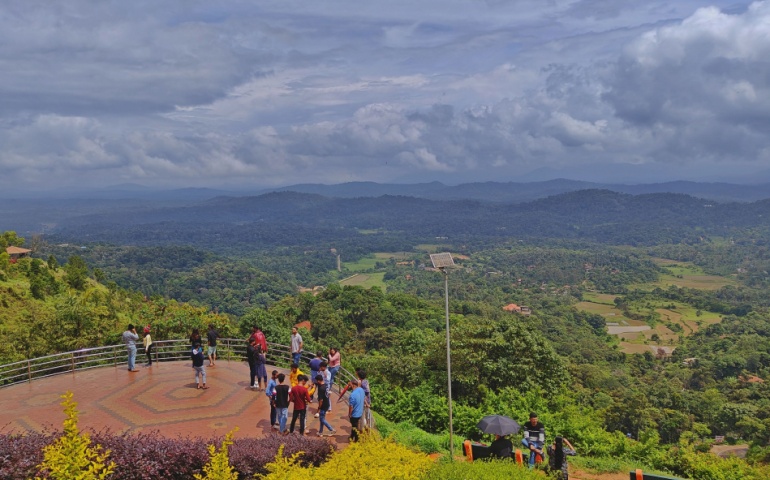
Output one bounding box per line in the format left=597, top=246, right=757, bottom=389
left=430, top=252, right=455, bottom=459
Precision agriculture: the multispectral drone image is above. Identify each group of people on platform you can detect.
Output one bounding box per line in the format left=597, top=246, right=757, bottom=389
left=121, top=323, right=370, bottom=441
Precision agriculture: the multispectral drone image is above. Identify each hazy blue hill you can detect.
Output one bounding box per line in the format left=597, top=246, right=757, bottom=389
left=269, top=179, right=770, bottom=203
left=46, top=188, right=770, bottom=249
left=267, top=181, right=449, bottom=198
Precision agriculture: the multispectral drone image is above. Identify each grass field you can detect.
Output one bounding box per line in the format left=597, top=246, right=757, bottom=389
left=344, top=256, right=381, bottom=272
left=576, top=290, right=723, bottom=353
left=344, top=252, right=414, bottom=273
left=339, top=272, right=386, bottom=289
left=581, top=292, right=618, bottom=304
left=575, top=298, right=635, bottom=325
left=644, top=258, right=735, bottom=290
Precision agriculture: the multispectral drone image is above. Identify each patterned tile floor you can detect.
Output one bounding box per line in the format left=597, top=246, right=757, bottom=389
left=0, top=360, right=351, bottom=445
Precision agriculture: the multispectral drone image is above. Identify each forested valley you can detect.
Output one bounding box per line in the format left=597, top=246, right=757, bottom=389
left=4, top=188, right=770, bottom=478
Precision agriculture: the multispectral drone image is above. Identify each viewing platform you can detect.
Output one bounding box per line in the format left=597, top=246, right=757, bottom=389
left=0, top=340, right=360, bottom=446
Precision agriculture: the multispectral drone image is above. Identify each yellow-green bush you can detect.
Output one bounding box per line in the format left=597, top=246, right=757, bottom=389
left=35, top=391, right=116, bottom=480
left=259, top=434, right=434, bottom=480
left=423, top=458, right=546, bottom=480
left=194, top=429, right=238, bottom=480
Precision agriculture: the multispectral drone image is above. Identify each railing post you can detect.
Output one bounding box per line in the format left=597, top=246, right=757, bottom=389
left=71, top=352, right=76, bottom=376
left=27, top=360, right=31, bottom=383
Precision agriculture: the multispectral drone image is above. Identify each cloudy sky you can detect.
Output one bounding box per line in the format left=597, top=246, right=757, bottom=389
left=2, top=0, right=769, bottom=191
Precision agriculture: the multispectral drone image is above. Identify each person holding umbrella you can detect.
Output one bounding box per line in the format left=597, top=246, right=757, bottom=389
left=489, top=434, right=513, bottom=459
left=477, top=415, right=520, bottom=459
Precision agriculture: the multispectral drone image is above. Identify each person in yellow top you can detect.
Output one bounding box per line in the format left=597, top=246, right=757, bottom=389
left=289, top=363, right=305, bottom=387
left=142, top=325, right=154, bottom=367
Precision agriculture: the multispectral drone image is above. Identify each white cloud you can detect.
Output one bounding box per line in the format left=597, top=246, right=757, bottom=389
left=1, top=0, right=769, bottom=190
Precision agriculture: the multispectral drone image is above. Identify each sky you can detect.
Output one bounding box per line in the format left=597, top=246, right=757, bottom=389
left=2, top=0, right=769, bottom=191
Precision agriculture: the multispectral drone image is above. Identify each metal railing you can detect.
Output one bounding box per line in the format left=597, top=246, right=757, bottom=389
left=0, top=339, right=356, bottom=391
left=0, top=338, right=373, bottom=429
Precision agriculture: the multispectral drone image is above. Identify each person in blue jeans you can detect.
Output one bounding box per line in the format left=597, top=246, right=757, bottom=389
left=266, top=370, right=279, bottom=430
left=315, top=374, right=336, bottom=436
left=521, top=412, right=546, bottom=467
left=290, top=327, right=303, bottom=366
left=274, top=373, right=291, bottom=434
left=122, top=324, right=139, bottom=372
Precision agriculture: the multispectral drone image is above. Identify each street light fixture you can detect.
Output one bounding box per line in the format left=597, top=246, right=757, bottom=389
left=430, top=252, right=455, bottom=459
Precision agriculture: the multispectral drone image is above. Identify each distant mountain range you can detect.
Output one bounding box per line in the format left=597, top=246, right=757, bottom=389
left=43, top=189, right=770, bottom=249
left=4, top=180, right=770, bottom=237
left=266, top=179, right=770, bottom=203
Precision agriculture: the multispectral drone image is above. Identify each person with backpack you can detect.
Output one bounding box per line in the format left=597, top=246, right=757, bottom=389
left=191, top=343, right=208, bottom=389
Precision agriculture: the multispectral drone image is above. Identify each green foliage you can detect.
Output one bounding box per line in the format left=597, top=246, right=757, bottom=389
left=194, top=429, right=238, bottom=480
left=0, top=231, right=24, bottom=249
left=64, top=255, right=90, bottom=290
left=423, top=458, right=544, bottom=480
left=47, top=254, right=59, bottom=271
left=374, top=413, right=449, bottom=454
left=35, top=391, right=116, bottom=480
left=425, top=315, right=568, bottom=404
left=0, top=251, right=9, bottom=271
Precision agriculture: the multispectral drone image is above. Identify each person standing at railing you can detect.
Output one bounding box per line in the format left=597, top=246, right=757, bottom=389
left=255, top=345, right=268, bottom=391
left=207, top=324, right=218, bottom=367
left=358, top=369, right=371, bottom=430
left=327, top=347, right=341, bottom=391
left=290, top=327, right=303, bottom=366
left=250, top=326, right=268, bottom=355
left=308, top=351, right=324, bottom=400
left=122, top=324, right=139, bottom=373
left=347, top=378, right=365, bottom=442
left=190, top=329, right=202, bottom=347
left=315, top=362, right=332, bottom=417
left=142, top=326, right=153, bottom=367
left=246, top=338, right=258, bottom=389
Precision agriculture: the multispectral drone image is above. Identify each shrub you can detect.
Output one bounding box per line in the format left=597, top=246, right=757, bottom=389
left=228, top=433, right=334, bottom=476
left=258, top=434, right=434, bottom=480
left=0, top=430, right=333, bottom=480
left=0, top=431, right=47, bottom=479
left=374, top=413, right=449, bottom=454
left=423, top=458, right=544, bottom=480
left=35, top=391, right=116, bottom=480
left=195, top=429, right=238, bottom=480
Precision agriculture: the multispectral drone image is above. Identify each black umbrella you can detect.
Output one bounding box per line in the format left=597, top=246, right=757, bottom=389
left=477, top=415, right=521, bottom=436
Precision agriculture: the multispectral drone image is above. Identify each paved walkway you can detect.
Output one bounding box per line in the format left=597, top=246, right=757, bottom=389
left=0, top=359, right=351, bottom=446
